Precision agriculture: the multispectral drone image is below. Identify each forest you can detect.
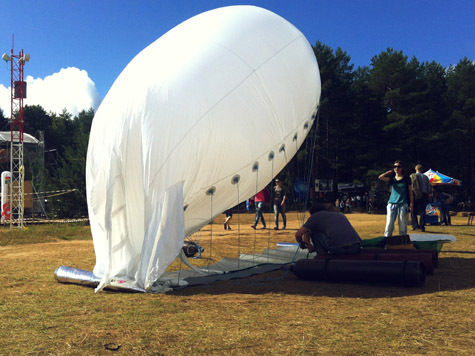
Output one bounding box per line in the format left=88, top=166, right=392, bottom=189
left=0, top=43, right=473, bottom=217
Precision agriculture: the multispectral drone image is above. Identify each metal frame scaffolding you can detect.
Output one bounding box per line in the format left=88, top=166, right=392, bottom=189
left=4, top=47, right=29, bottom=228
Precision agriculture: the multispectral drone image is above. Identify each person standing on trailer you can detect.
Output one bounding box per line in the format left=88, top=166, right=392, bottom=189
left=379, top=160, right=414, bottom=237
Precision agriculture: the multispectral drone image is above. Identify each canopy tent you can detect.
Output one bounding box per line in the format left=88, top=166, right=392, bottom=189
left=424, top=169, right=462, bottom=186
left=85, top=5, right=321, bottom=292
left=0, top=131, right=41, bottom=163
left=0, top=131, right=40, bottom=144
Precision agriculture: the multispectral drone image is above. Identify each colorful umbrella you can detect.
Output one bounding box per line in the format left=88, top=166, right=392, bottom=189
left=424, top=169, right=462, bottom=186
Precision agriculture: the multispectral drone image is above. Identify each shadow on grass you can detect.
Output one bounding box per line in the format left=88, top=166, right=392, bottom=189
left=443, top=250, right=475, bottom=254
left=171, top=256, right=475, bottom=299
left=0, top=223, right=91, bottom=246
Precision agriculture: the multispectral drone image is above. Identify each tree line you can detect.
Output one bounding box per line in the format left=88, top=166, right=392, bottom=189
left=284, top=43, right=473, bottom=208
left=0, top=43, right=473, bottom=217
left=0, top=106, right=92, bottom=217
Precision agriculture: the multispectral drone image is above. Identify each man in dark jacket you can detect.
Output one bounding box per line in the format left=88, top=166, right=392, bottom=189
left=410, top=164, right=431, bottom=231
left=295, top=203, right=362, bottom=255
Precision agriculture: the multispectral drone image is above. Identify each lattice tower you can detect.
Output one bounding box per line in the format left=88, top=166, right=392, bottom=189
left=7, top=48, right=28, bottom=228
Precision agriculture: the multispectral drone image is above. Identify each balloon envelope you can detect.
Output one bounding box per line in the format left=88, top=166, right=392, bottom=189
left=86, top=5, right=321, bottom=291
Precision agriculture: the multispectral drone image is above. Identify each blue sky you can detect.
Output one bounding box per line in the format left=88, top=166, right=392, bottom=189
left=1, top=0, right=473, bottom=114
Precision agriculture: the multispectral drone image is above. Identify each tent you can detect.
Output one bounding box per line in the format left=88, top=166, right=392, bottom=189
left=424, top=169, right=460, bottom=225
left=0, top=131, right=40, bottom=144
left=424, top=169, right=461, bottom=186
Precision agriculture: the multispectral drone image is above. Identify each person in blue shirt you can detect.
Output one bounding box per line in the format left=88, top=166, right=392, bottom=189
left=378, top=161, right=414, bottom=237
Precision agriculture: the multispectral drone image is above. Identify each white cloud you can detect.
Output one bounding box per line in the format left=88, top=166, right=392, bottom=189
left=0, top=85, right=9, bottom=117
left=0, top=67, right=100, bottom=117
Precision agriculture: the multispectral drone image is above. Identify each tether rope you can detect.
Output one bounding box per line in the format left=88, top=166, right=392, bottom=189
left=207, top=188, right=215, bottom=272
left=253, top=166, right=259, bottom=264
left=34, top=191, right=78, bottom=200
left=300, top=107, right=320, bottom=226
left=1, top=217, right=88, bottom=224
left=23, top=188, right=78, bottom=196
left=235, top=180, right=241, bottom=269
left=177, top=250, right=183, bottom=285
left=259, top=107, right=321, bottom=283
left=267, top=154, right=274, bottom=263
left=295, top=132, right=306, bottom=225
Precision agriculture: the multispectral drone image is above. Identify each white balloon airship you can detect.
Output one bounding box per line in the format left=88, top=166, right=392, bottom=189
left=86, top=5, right=321, bottom=291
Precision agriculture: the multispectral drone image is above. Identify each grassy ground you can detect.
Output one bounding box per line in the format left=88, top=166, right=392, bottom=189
left=0, top=212, right=474, bottom=355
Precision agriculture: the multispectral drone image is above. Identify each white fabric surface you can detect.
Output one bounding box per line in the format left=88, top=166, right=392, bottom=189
left=409, top=234, right=456, bottom=242
left=86, top=5, right=321, bottom=291
left=0, top=131, right=39, bottom=144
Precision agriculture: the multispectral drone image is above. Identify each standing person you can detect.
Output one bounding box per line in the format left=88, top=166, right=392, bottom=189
left=251, top=188, right=269, bottom=229
left=273, top=179, right=287, bottom=230
left=224, top=209, right=233, bottom=230
left=378, top=161, right=414, bottom=237
left=295, top=202, right=362, bottom=255
left=345, top=197, right=352, bottom=213
left=339, top=198, right=345, bottom=213
left=439, top=191, right=453, bottom=225
left=363, top=192, right=369, bottom=213
left=410, top=164, right=431, bottom=231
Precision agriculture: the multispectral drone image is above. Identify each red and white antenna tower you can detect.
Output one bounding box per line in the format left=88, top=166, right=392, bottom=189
left=2, top=39, right=30, bottom=228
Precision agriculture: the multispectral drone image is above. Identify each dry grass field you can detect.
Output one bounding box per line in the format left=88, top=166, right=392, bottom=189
left=0, top=212, right=474, bottom=355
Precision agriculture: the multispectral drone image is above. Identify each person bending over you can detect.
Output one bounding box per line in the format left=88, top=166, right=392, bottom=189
left=295, top=203, right=362, bottom=255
